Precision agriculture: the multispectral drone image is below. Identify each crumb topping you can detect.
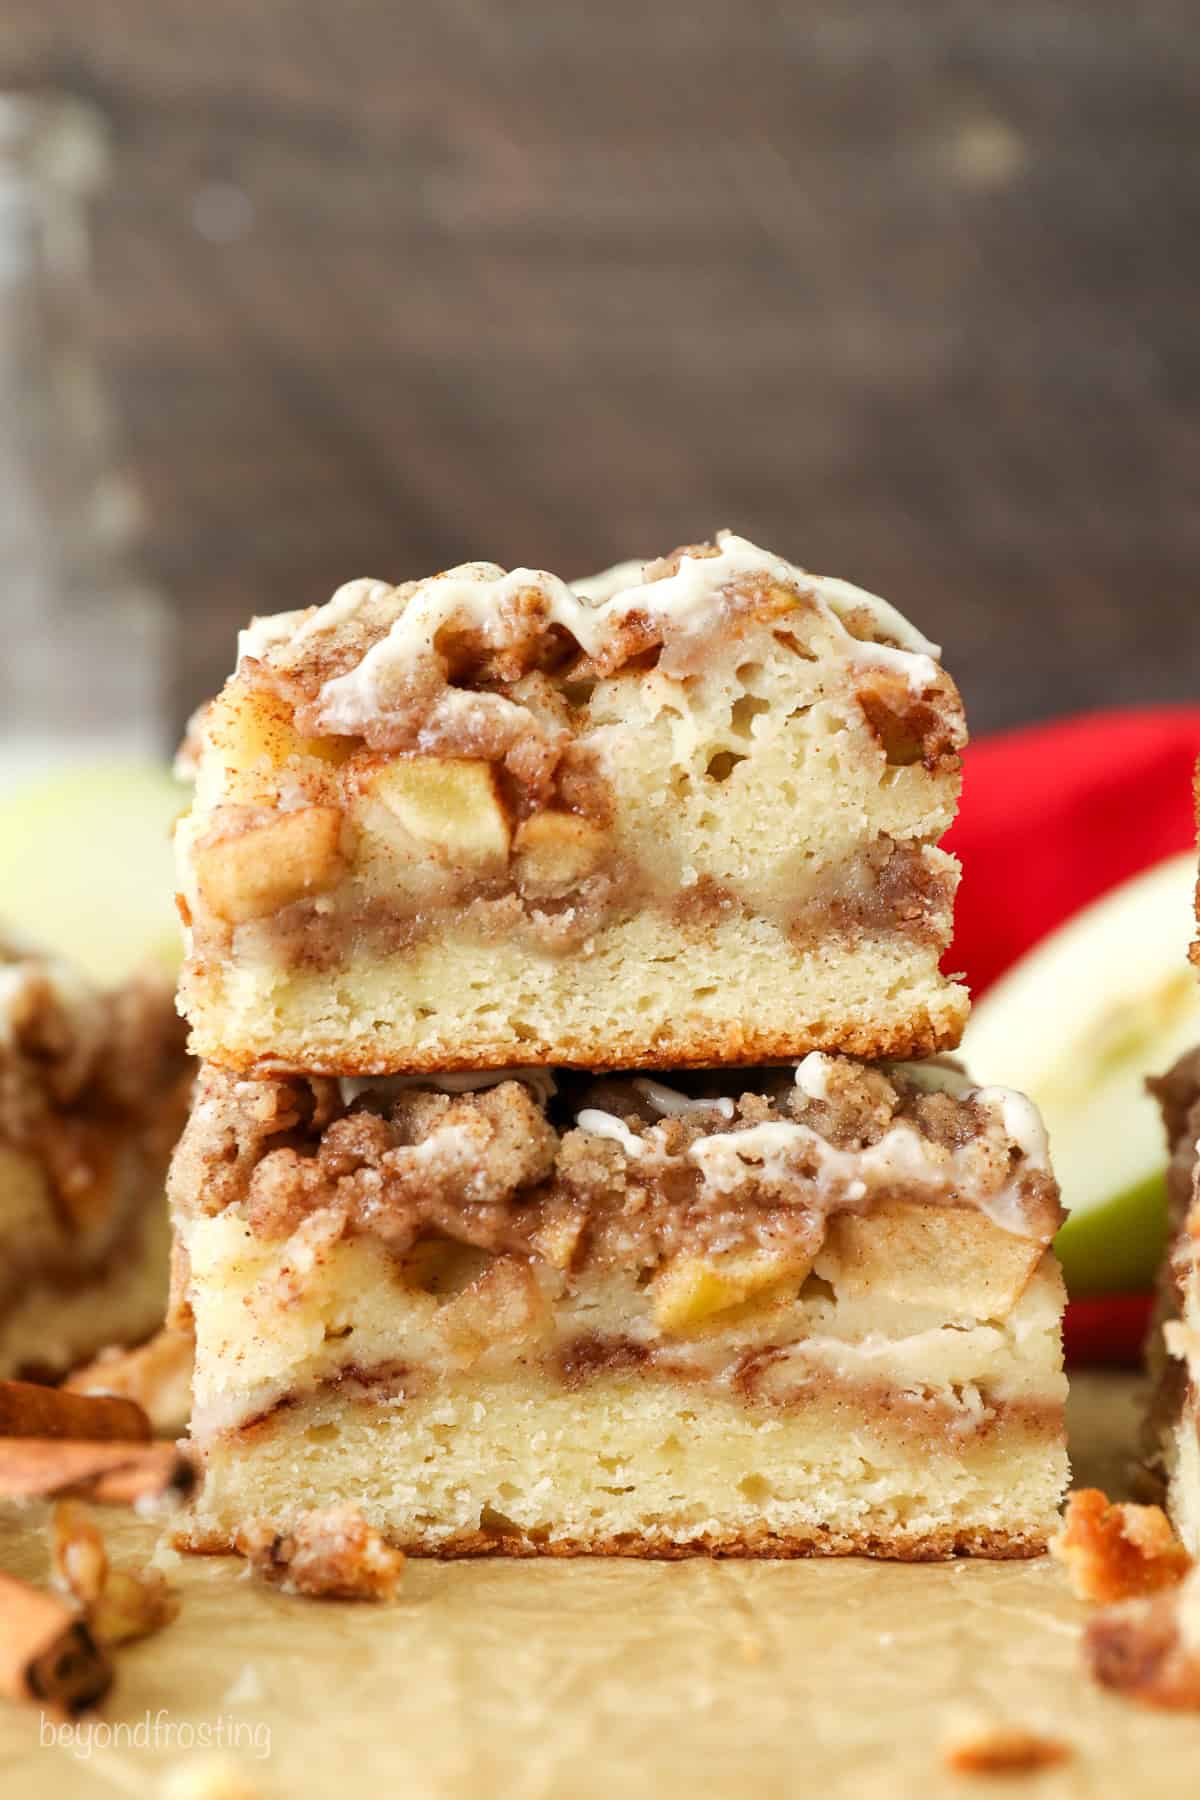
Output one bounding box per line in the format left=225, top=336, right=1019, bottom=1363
left=235, top=534, right=964, bottom=773
left=170, top=1058, right=1061, bottom=1273
left=242, top=1082, right=557, bottom=1248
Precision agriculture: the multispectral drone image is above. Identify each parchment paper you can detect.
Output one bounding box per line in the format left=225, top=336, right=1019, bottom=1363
left=3, top=1374, right=1198, bottom=1800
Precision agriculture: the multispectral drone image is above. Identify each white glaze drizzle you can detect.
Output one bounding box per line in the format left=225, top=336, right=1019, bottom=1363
left=237, top=608, right=310, bottom=666
left=793, top=1052, right=835, bottom=1101
left=292, top=578, right=385, bottom=643
left=574, top=1082, right=1051, bottom=1242
left=690, top=1094, right=1043, bottom=1238
left=888, top=1061, right=1049, bottom=1172
left=975, top=1086, right=1050, bottom=1168
left=262, top=532, right=942, bottom=734
left=688, top=1121, right=835, bottom=1193
left=575, top=1108, right=649, bottom=1158
left=632, top=1078, right=736, bottom=1121
left=571, top=558, right=650, bottom=602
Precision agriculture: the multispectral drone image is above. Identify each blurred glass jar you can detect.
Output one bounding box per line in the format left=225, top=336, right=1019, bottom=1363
left=0, top=92, right=169, bottom=790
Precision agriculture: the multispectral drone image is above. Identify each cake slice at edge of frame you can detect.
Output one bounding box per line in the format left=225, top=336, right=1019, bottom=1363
left=168, top=1053, right=1067, bottom=1562
left=0, top=934, right=192, bottom=1382
left=175, top=531, right=968, bottom=1075
left=1145, top=1048, right=1200, bottom=1551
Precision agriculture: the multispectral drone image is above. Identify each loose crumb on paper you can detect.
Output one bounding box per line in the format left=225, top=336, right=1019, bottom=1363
left=940, top=1722, right=1072, bottom=1776
left=236, top=1503, right=405, bottom=1600
left=1049, top=1488, right=1192, bottom=1605
left=1084, top=1564, right=1200, bottom=1711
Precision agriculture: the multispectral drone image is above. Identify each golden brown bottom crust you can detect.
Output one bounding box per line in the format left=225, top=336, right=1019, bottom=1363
left=202, top=1009, right=966, bottom=1079
left=181, top=1520, right=1049, bottom=1561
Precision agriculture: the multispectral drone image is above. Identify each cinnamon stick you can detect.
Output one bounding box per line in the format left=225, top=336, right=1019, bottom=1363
left=0, top=1440, right=195, bottom=1506
left=0, top=1380, right=151, bottom=1444
left=0, top=1570, right=112, bottom=1712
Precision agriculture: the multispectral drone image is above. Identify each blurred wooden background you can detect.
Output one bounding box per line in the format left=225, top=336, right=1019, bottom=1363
left=4, top=1, right=1198, bottom=735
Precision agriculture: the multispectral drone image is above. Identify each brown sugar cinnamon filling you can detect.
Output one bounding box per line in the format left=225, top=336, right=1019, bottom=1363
left=185, top=831, right=956, bottom=969
left=214, top=1354, right=1064, bottom=1451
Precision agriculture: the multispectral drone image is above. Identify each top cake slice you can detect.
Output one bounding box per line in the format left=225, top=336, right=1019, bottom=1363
left=176, top=533, right=968, bottom=1074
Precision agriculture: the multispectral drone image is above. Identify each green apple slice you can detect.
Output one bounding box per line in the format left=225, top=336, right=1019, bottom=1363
left=960, top=852, right=1200, bottom=1296
left=0, top=760, right=188, bottom=984
left=1051, top=1172, right=1167, bottom=1298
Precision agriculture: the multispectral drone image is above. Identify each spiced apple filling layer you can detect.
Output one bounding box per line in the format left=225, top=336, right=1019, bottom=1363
left=1145, top=1049, right=1200, bottom=1551
left=176, top=534, right=968, bottom=1073
left=0, top=937, right=192, bottom=1379
left=171, top=1056, right=1068, bottom=1558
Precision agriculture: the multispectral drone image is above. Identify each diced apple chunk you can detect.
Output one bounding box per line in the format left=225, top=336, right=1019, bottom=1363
left=206, top=686, right=349, bottom=804
left=438, top=1257, right=547, bottom=1365
left=816, top=1199, right=1044, bottom=1320
left=196, top=807, right=345, bottom=924
left=532, top=1209, right=588, bottom=1271
left=400, top=1240, right=492, bottom=1296
left=513, top=810, right=607, bottom=895
left=652, top=1247, right=812, bottom=1332
left=370, top=757, right=510, bottom=868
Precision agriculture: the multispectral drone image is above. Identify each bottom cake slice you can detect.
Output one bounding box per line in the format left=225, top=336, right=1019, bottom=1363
left=169, top=1056, right=1068, bottom=1559
left=1147, top=1050, right=1200, bottom=1550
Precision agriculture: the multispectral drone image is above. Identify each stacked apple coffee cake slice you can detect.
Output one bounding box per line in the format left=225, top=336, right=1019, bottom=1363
left=169, top=535, right=1068, bottom=1559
